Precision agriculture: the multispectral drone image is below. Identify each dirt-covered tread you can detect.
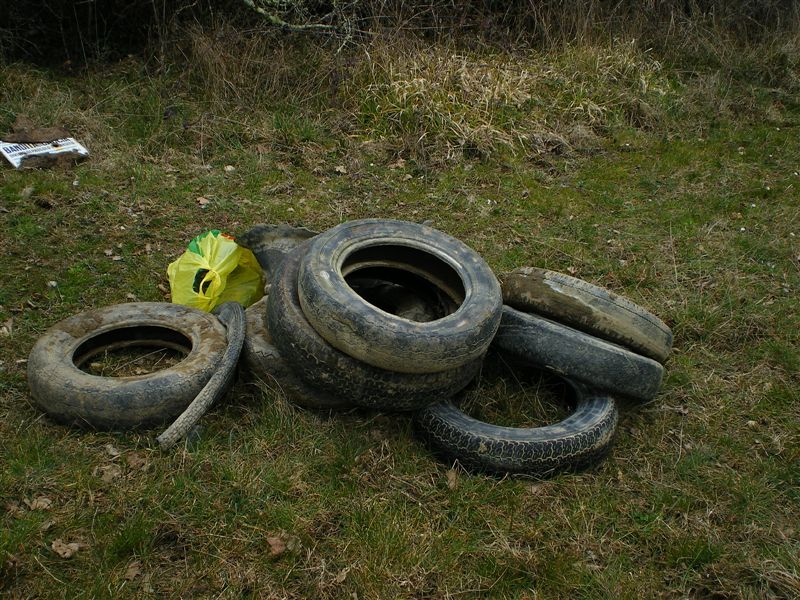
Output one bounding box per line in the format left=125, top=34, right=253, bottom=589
left=26, top=302, right=228, bottom=430
left=241, top=296, right=352, bottom=410
left=500, top=267, right=673, bottom=363
left=496, top=306, right=664, bottom=402
left=297, top=219, right=502, bottom=374
left=267, top=243, right=481, bottom=411
left=414, top=379, right=618, bottom=476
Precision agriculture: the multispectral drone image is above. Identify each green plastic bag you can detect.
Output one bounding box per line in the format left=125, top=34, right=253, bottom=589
left=167, top=230, right=264, bottom=312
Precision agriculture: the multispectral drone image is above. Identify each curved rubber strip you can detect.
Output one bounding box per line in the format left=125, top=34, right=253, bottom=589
left=156, top=301, right=245, bottom=449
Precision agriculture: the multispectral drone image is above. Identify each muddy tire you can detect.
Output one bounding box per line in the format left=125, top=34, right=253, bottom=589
left=500, top=267, right=673, bottom=363
left=242, top=297, right=352, bottom=410
left=267, top=243, right=482, bottom=411
left=496, top=306, right=664, bottom=401
left=297, top=219, right=502, bottom=374
left=414, top=379, right=618, bottom=476
left=27, top=302, right=228, bottom=430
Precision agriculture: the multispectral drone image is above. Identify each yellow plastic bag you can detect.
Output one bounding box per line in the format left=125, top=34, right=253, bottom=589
left=167, top=230, right=264, bottom=312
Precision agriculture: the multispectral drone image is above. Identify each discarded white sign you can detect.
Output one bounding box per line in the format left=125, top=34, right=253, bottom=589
left=0, top=138, right=89, bottom=168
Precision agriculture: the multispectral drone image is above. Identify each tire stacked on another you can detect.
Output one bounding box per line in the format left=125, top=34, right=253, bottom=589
left=413, top=267, right=672, bottom=477
left=240, top=220, right=673, bottom=479
left=262, top=219, right=504, bottom=412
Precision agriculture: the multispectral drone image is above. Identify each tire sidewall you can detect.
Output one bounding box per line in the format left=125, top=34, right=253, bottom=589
left=297, top=219, right=502, bottom=374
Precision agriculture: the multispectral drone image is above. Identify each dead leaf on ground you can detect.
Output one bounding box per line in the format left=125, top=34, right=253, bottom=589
left=126, top=452, right=148, bottom=470
left=388, top=158, right=406, bottom=169
left=96, top=464, right=122, bottom=483
left=446, top=469, right=458, bottom=490
left=105, top=444, right=121, bottom=458
left=24, top=496, right=53, bottom=511
left=52, top=538, right=86, bottom=559
left=334, top=165, right=347, bottom=175
left=334, top=566, right=351, bottom=584
left=527, top=482, right=547, bottom=495
left=267, top=536, right=287, bottom=558
left=5, top=501, right=24, bottom=516
left=196, top=196, right=210, bottom=208
left=0, top=318, right=12, bottom=336
left=104, top=248, right=113, bottom=256
left=124, top=560, right=142, bottom=580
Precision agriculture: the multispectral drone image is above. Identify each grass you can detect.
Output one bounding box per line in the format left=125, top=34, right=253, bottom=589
left=1, top=24, right=799, bottom=599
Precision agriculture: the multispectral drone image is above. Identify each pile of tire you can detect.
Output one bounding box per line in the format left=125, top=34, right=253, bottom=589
left=242, top=219, right=673, bottom=478
left=25, top=218, right=671, bottom=473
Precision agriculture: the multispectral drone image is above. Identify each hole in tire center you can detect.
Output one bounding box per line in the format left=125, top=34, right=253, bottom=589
left=342, top=244, right=466, bottom=322
left=74, top=326, right=191, bottom=377
left=459, top=354, right=575, bottom=428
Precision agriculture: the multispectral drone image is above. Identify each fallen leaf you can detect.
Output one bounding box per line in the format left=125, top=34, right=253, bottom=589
left=446, top=469, right=458, bottom=490
left=527, top=483, right=546, bottom=494
left=267, top=536, right=287, bottom=557
left=125, top=452, right=148, bottom=470
left=334, top=566, right=351, bottom=584
left=141, top=573, right=154, bottom=593
left=224, top=165, right=235, bottom=173
left=111, top=255, right=123, bottom=262
left=125, top=293, right=137, bottom=301
left=145, top=243, right=152, bottom=254
left=24, top=496, right=53, bottom=511
left=124, top=560, right=142, bottom=580
left=52, top=538, right=85, bottom=559
left=157, top=283, right=170, bottom=295
left=40, top=520, right=55, bottom=532
left=196, top=196, right=210, bottom=207
left=96, top=464, right=122, bottom=483
left=402, top=174, right=413, bottom=181
left=104, top=248, right=113, bottom=256
left=334, top=165, right=347, bottom=175
left=46, top=280, right=58, bottom=288
left=388, top=158, right=406, bottom=169
left=105, top=444, right=121, bottom=458
left=4, top=501, right=24, bottom=516
left=0, top=318, right=12, bottom=337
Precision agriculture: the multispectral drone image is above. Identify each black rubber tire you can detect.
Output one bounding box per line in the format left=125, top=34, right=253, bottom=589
left=27, top=302, right=228, bottom=430
left=242, top=297, right=353, bottom=410
left=297, top=219, right=502, bottom=374
left=500, top=267, right=673, bottom=363
left=414, top=378, right=618, bottom=477
left=496, top=306, right=664, bottom=401
left=267, top=243, right=482, bottom=411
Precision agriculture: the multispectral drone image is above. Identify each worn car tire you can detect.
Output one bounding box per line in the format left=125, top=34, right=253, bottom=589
left=267, top=243, right=482, bottom=411
left=500, top=267, right=673, bottom=363
left=27, top=302, right=228, bottom=430
left=414, top=378, right=618, bottom=477
left=242, top=297, right=352, bottom=410
left=297, top=219, right=502, bottom=374
left=496, top=306, right=664, bottom=401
